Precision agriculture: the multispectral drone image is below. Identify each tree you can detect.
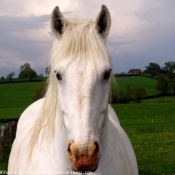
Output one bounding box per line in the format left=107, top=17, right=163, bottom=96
left=7, top=72, right=15, bottom=81
left=23, top=69, right=37, bottom=81
left=19, top=63, right=31, bottom=78
left=125, top=85, right=133, bottom=102
left=19, top=63, right=37, bottom=78
left=173, top=83, right=175, bottom=93
left=168, top=81, right=175, bottom=94
left=132, top=87, right=147, bottom=103
left=166, top=71, right=175, bottom=80
left=20, top=63, right=31, bottom=72
left=145, top=63, right=161, bottom=76
left=162, top=61, right=175, bottom=73
left=156, top=73, right=168, bottom=94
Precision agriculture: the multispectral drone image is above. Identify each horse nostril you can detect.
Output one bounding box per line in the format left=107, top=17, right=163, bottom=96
left=67, top=143, right=72, bottom=154
left=94, top=141, right=100, bottom=154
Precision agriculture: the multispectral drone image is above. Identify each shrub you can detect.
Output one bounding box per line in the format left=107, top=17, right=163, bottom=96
left=132, top=87, right=147, bottom=103
left=111, top=86, right=130, bottom=104
left=111, top=84, right=147, bottom=104
left=156, top=73, right=168, bottom=94
left=31, top=79, right=47, bottom=101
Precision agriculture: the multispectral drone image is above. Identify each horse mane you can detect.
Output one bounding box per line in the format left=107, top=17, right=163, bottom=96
left=28, top=17, right=112, bottom=158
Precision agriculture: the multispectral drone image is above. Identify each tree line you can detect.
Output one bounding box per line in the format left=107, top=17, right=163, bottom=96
left=144, top=61, right=175, bottom=95
left=111, top=61, right=175, bottom=104
left=111, top=73, right=175, bottom=104
left=2, top=63, right=43, bottom=81
left=2, top=61, right=175, bottom=104
left=144, top=61, right=175, bottom=79
left=111, top=85, right=147, bottom=104
left=2, top=61, right=175, bottom=81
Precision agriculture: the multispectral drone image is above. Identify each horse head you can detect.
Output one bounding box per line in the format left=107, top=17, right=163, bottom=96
left=50, top=5, right=111, bottom=172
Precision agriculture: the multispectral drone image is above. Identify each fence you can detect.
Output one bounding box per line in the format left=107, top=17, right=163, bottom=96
left=0, top=121, right=18, bottom=161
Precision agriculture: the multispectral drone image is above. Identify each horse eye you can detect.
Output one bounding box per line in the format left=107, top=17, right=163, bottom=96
left=103, top=69, right=112, bottom=80
left=56, top=73, right=62, bottom=81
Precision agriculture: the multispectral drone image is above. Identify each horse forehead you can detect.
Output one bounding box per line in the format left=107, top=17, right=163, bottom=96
left=65, top=60, right=96, bottom=76
left=66, top=65, right=94, bottom=85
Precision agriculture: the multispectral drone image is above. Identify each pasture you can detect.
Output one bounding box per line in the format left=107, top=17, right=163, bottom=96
left=0, top=76, right=158, bottom=119
left=113, top=97, right=175, bottom=174
left=0, top=82, right=38, bottom=119
left=0, top=79, right=175, bottom=174
left=115, top=75, right=158, bottom=96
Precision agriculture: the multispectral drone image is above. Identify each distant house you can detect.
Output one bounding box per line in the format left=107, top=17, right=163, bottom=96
left=128, top=69, right=142, bottom=74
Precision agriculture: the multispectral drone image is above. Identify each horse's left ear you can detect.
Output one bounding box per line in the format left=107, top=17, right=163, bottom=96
left=50, top=6, right=65, bottom=39
left=95, top=5, right=111, bottom=38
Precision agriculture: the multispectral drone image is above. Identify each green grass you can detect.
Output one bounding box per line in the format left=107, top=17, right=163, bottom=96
left=130, top=130, right=175, bottom=175
left=114, top=76, right=158, bottom=96
left=112, top=96, right=175, bottom=175
left=0, top=158, right=7, bottom=171
left=0, top=77, right=43, bottom=83
left=142, top=96, right=175, bottom=103
left=0, top=78, right=175, bottom=174
left=124, top=124, right=175, bottom=175
left=0, top=76, right=158, bottom=119
left=113, top=97, right=175, bottom=120
left=0, top=82, right=40, bottom=119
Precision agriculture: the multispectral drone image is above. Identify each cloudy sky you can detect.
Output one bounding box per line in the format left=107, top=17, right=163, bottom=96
left=0, top=0, right=175, bottom=77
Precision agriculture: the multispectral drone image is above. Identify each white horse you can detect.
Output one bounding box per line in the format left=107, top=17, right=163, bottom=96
left=8, top=5, right=138, bottom=175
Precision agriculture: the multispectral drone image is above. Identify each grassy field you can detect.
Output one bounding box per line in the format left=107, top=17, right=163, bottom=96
left=0, top=77, right=175, bottom=174
left=114, top=76, right=158, bottom=96
left=0, top=77, right=43, bottom=83
left=113, top=97, right=175, bottom=175
left=0, top=82, right=38, bottom=119
left=128, top=126, right=175, bottom=175
left=0, top=76, right=158, bottom=119
left=113, top=97, right=175, bottom=120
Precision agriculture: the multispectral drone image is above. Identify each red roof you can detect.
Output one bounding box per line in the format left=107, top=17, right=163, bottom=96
left=128, top=69, right=142, bottom=74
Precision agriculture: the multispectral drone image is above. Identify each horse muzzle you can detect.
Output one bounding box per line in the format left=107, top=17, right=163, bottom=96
left=66, top=140, right=100, bottom=172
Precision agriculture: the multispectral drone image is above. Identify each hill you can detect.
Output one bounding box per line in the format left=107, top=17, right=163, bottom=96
left=0, top=76, right=160, bottom=119
left=0, top=78, right=175, bottom=174
left=114, top=75, right=158, bottom=96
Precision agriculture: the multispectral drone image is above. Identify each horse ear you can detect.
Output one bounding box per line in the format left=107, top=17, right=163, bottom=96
left=95, top=5, right=111, bottom=38
left=50, top=6, right=65, bottom=39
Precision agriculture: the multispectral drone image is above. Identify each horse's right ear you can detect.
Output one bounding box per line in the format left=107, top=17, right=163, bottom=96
left=95, top=5, right=111, bottom=39
left=50, top=6, right=65, bottom=39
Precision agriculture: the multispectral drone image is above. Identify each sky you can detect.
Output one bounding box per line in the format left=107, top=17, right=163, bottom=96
left=0, top=0, right=175, bottom=77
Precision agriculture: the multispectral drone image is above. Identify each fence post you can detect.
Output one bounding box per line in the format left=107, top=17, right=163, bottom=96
left=0, top=121, right=18, bottom=154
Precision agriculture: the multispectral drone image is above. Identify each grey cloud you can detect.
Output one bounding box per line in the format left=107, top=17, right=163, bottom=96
left=0, top=14, right=52, bottom=77
left=0, top=1, right=175, bottom=77
left=0, top=15, right=49, bottom=31
left=109, top=0, right=175, bottom=73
